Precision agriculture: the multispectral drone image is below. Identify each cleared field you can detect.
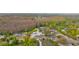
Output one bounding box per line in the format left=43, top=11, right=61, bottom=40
left=0, top=16, right=38, bottom=32
left=0, top=16, right=65, bottom=33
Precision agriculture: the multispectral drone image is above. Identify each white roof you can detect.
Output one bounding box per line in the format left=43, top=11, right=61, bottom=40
left=31, top=31, right=44, bottom=38
left=14, top=33, right=26, bottom=37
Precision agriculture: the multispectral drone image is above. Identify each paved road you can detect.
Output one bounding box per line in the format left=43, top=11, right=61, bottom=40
left=54, top=29, right=79, bottom=46
left=36, top=39, right=42, bottom=46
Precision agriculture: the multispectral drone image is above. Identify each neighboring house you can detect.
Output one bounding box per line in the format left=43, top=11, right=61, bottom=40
left=50, top=29, right=56, bottom=32
left=14, top=33, right=27, bottom=40
left=14, top=33, right=26, bottom=37
left=39, top=27, right=47, bottom=31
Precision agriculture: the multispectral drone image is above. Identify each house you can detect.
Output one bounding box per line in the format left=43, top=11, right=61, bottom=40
left=14, top=33, right=26, bottom=37
left=14, top=33, right=27, bottom=40
left=31, top=31, right=45, bottom=39
left=39, top=27, right=47, bottom=32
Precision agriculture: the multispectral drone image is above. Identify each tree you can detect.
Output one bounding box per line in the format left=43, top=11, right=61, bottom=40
left=22, top=36, right=39, bottom=46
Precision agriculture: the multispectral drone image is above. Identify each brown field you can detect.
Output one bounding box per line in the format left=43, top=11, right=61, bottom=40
left=0, top=16, right=65, bottom=33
